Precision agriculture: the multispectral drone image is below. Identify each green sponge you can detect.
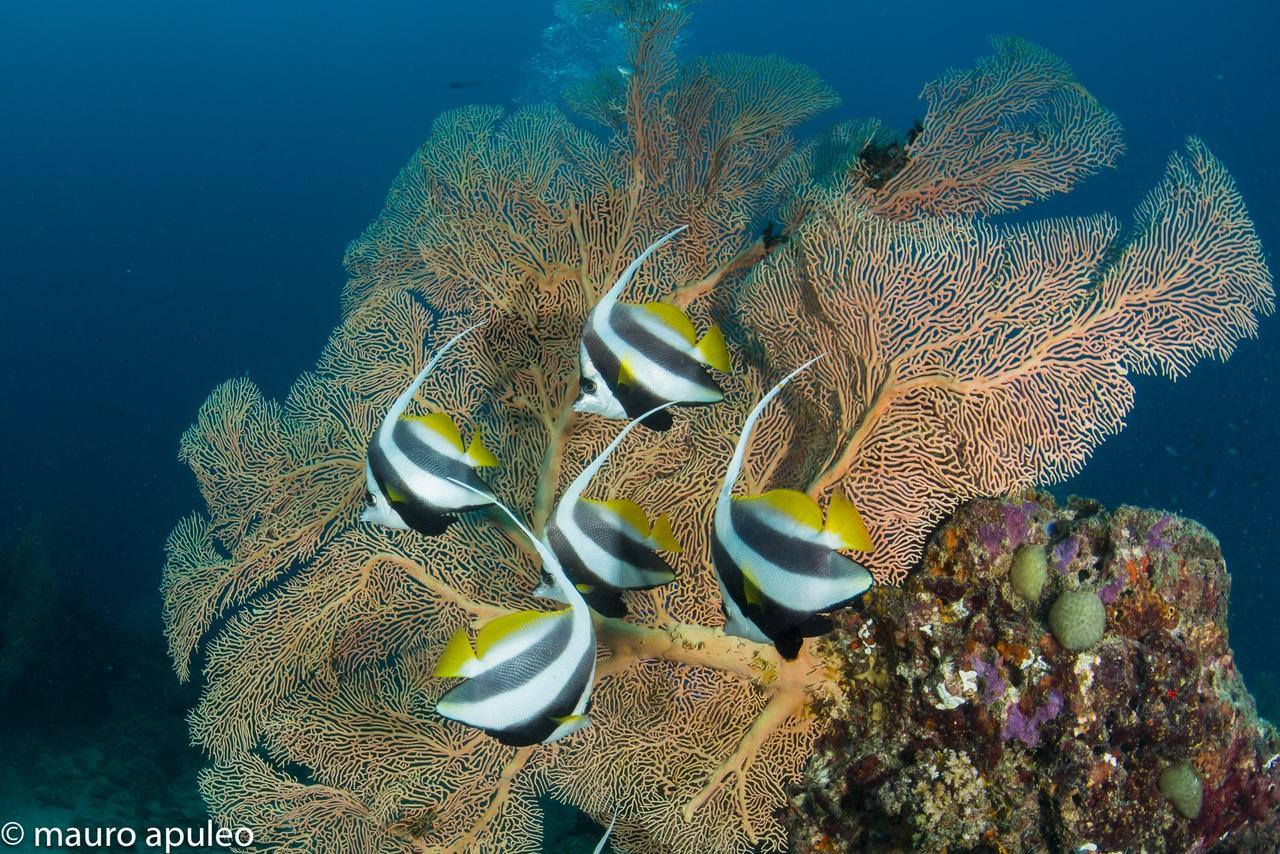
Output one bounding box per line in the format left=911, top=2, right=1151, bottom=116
left=1158, top=761, right=1203, bottom=819
left=1048, top=589, right=1105, bottom=651
left=1010, top=544, right=1048, bottom=601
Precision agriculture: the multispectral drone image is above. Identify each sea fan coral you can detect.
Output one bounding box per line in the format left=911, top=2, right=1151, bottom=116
left=162, top=3, right=1273, bottom=852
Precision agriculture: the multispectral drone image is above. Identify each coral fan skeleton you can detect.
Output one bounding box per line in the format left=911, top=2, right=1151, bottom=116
left=161, top=2, right=1273, bottom=852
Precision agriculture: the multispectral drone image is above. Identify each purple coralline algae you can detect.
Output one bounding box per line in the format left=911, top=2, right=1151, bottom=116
left=1001, top=690, right=1063, bottom=747
left=966, top=652, right=1007, bottom=703
left=788, top=494, right=1280, bottom=853
left=1147, top=513, right=1174, bottom=551
left=1052, top=534, right=1081, bottom=574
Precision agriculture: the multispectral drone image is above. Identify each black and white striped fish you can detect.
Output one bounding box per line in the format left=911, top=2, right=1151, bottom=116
left=434, top=479, right=597, bottom=746
left=711, top=357, right=875, bottom=660
left=575, top=225, right=731, bottom=432
left=541, top=403, right=681, bottom=617
left=361, top=323, right=500, bottom=537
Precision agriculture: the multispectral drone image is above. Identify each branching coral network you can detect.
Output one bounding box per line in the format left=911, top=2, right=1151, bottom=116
left=162, top=3, right=1273, bottom=852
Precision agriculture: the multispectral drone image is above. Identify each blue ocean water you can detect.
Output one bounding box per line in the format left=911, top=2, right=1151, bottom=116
left=0, top=0, right=1276, bottom=847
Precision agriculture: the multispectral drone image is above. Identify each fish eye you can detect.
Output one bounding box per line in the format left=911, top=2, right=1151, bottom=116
left=580, top=378, right=596, bottom=394
left=364, top=490, right=377, bottom=507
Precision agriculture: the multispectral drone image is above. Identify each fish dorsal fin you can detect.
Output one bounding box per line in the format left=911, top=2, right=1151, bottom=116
left=585, top=498, right=649, bottom=537
left=826, top=490, right=873, bottom=552
left=464, top=429, right=500, bottom=468
left=402, top=412, right=465, bottom=453
left=692, top=324, right=730, bottom=373
left=474, top=609, right=566, bottom=660
left=433, top=628, right=481, bottom=678
left=647, top=512, right=682, bottom=553
left=720, top=355, right=825, bottom=503
left=595, top=226, right=688, bottom=316
left=555, top=402, right=674, bottom=527
left=735, top=489, right=824, bottom=531
left=385, top=321, right=484, bottom=424
left=639, top=302, right=697, bottom=345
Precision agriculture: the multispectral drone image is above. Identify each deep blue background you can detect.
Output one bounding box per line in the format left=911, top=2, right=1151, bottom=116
left=1, top=0, right=1276, bottom=698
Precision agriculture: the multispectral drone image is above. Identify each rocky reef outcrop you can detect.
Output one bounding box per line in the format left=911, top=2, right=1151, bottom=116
left=790, top=495, right=1280, bottom=852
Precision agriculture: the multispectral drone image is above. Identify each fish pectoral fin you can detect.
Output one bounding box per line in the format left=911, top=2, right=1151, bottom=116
left=647, top=512, right=682, bottom=553
left=692, top=323, right=731, bottom=372
left=402, top=411, right=465, bottom=453
left=385, top=485, right=408, bottom=504
left=575, top=583, right=596, bottom=594
left=740, top=564, right=767, bottom=608
left=617, top=359, right=638, bottom=387
left=463, top=429, right=500, bottom=468
left=433, top=628, right=481, bottom=678
left=825, top=490, right=873, bottom=552
left=474, top=608, right=565, bottom=659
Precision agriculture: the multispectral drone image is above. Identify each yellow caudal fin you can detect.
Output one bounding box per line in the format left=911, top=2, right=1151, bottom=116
left=647, top=512, right=682, bottom=553
left=464, top=429, right=499, bottom=468
left=736, top=489, right=824, bottom=531
left=403, top=412, right=465, bottom=453
left=433, top=628, right=480, bottom=678
left=826, top=490, right=873, bottom=552
left=692, top=324, right=730, bottom=372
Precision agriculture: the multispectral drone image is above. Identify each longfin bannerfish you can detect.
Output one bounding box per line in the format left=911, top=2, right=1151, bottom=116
left=361, top=323, right=500, bottom=537
left=541, top=403, right=681, bottom=617
left=433, top=478, right=597, bottom=746
left=710, top=356, right=875, bottom=660
left=575, top=225, right=731, bottom=432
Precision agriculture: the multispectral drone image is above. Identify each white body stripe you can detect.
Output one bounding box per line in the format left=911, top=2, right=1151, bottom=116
left=373, top=425, right=479, bottom=509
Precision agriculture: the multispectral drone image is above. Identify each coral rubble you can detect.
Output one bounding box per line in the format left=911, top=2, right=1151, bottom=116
left=791, top=495, right=1280, bottom=852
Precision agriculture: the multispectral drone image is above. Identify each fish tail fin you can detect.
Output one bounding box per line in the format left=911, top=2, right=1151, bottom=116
left=693, top=324, right=730, bottom=372
left=433, top=628, right=482, bottom=678
left=464, top=429, right=500, bottom=468
left=825, top=490, right=873, bottom=552
left=647, top=512, right=682, bottom=553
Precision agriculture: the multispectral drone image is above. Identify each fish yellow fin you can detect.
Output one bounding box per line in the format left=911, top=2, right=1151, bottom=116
left=741, top=564, right=767, bottom=607
left=403, top=412, right=465, bottom=453
left=474, top=609, right=562, bottom=659
left=433, top=628, right=478, bottom=678
left=640, top=302, right=697, bottom=345
left=587, top=498, right=649, bottom=536
left=575, top=583, right=595, bottom=594
left=693, top=324, right=730, bottom=372
left=385, top=485, right=407, bottom=503
left=552, top=713, right=590, bottom=726
left=826, top=490, right=874, bottom=552
left=737, top=489, right=824, bottom=531
left=647, top=512, right=682, bottom=553
left=464, top=430, right=500, bottom=468
left=617, top=359, right=637, bottom=387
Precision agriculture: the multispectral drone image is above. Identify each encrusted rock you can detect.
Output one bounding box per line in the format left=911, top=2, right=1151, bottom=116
left=789, top=494, right=1280, bottom=852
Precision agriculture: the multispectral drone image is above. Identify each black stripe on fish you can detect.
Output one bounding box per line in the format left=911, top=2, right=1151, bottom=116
left=729, top=501, right=854, bottom=584
left=437, top=618, right=594, bottom=746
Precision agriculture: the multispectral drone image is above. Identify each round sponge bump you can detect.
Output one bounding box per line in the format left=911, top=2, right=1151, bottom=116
left=1048, top=589, right=1106, bottom=651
